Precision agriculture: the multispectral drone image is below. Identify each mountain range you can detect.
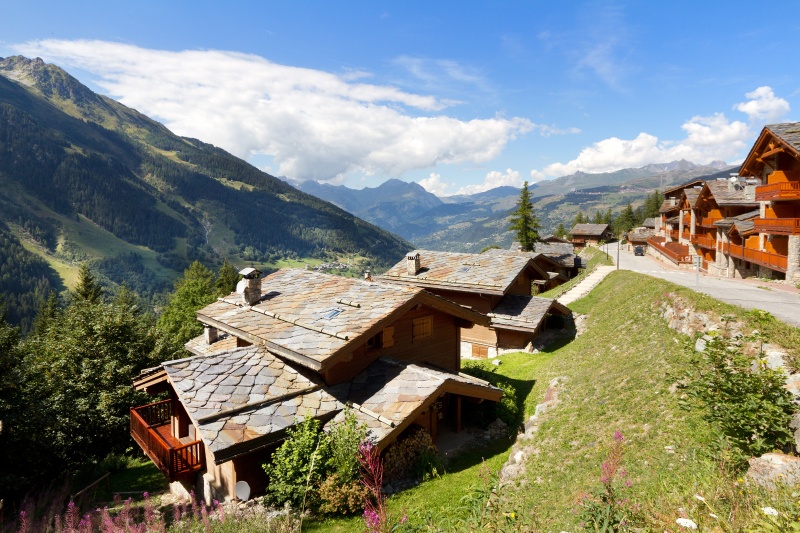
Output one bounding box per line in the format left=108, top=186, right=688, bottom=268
left=0, top=55, right=412, bottom=329
left=292, top=161, right=736, bottom=252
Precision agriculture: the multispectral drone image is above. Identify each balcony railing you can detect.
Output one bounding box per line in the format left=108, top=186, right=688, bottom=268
left=755, top=182, right=800, bottom=201
left=723, top=244, right=788, bottom=272
left=754, top=218, right=800, bottom=235
left=699, top=217, right=722, bottom=228
left=668, top=229, right=679, bottom=240
left=690, top=233, right=716, bottom=249
left=647, top=237, right=692, bottom=265
left=131, top=400, right=205, bottom=481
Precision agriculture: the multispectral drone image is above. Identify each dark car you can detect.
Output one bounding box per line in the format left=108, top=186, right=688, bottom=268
left=634, top=246, right=645, bottom=256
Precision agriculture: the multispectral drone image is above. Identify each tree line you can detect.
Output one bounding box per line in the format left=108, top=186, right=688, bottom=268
left=0, top=259, right=240, bottom=503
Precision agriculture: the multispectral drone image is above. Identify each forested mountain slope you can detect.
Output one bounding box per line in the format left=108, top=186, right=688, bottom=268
left=0, top=56, right=412, bottom=328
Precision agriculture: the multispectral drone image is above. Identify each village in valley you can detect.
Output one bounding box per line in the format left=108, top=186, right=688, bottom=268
left=4, top=3, right=800, bottom=531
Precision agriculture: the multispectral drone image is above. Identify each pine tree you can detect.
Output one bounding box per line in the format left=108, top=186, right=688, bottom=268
left=73, top=263, right=102, bottom=304
left=573, top=211, right=586, bottom=227
left=216, top=259, right=240, bottom=297
left=593, top=211, right=604, bottom=224
left=614, top=203, right=637, bottom=234
left=157, top=261, right=217, bottom=344
left=555, top=223, right=567, bottom=239
left=509, top=182, right=541, bottom=252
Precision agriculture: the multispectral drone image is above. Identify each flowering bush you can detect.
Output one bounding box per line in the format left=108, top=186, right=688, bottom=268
left=383, top=426, right=442, bottom=482
left=358, top=441, right=407, bottom=533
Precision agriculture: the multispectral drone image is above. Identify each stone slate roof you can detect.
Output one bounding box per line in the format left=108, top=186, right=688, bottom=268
left=570, top=223, right=609, bottom=236
left=684, top=188, right=701, bottom=207
left=665, top=215, right=680, bottom=224
left=160, top=346, right=502, bottom=461
left=659, top=199, right=680, bottom=213
left=713, top=209, right=760, bottom=227
left=706, top=180, right=759, bottom=207
left=642, top=218, right=657, bottom=229
left=480, top=248, right=564, bottom=273
left=627, top=229, right=655, bottom=243
left=663, top=178, right=705, bottom=195
left=496, top=244, right=577, bottom=269
left=768, top=122, right=800, bottom=154
left=489, top=295, right=571, bottom=332
left=379, top=249, right=543, bottom=295
left=196, top=269, right=486, bottom=372
left=540, top=235, right=571, bottom=243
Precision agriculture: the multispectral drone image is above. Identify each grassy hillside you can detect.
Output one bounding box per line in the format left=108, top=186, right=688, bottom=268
left=306, top=270, right=799, bottom=532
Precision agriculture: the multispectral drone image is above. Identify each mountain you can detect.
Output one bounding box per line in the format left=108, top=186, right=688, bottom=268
left=0, top=56, right=413, bottom=328
left=294, top=162, right=737, bottom=253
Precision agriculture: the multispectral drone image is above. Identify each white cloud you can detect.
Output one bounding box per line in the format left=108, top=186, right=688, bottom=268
left=531, top=87, right=786, bottom=180
left=734, top=86, right=790, bottom=124
left=418, top=173, right=455, bottom=196
left=14, top=39, right=533, bottom=182
left=456, top=168, right=523, bottom=195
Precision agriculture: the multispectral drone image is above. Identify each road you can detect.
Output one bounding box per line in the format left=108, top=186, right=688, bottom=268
left=605, top=241, right=800, bottom=328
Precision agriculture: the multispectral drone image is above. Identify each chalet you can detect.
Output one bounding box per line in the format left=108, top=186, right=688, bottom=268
left=737, top=122, right=800, bottom=281
left=131, top=268, right=501, bottom=502
left=570, top=223, right=613, bottom=249
left=378, top=250, right=571, bottom=359
left=649, top=123, right=800, bottom=280
left=510, top=240, right=582, bottom=278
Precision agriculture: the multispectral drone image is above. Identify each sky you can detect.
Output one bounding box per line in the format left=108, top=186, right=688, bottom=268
left=2, top=1, right=800, bottom=196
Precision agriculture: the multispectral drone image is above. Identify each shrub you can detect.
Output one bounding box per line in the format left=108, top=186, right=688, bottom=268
left=460, top=361, right=520, bottom=432
left=317, top=474, right=370, bottom=515
left=262, top=415, right=330, bottom=509
left=383, top=426, right=442, bottom=483
left=681, top=332, right=797, bottom=467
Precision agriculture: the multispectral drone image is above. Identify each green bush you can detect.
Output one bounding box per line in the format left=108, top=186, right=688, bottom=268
left=262, top=410, right=368, bottom=514
left=682, top=332, right=797, bottom=467
left=384, top=426, right=442, bottom=482
left=460, top=361, right=520, bottom=432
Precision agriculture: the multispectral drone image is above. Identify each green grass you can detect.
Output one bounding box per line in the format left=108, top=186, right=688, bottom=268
left=308, top=270, right=799, bottom=531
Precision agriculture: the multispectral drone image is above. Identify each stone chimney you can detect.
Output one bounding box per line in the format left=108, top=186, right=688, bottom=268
left=204, top=325, right=218, bottom=345
left=363, top=270, right=372, bottom=282
left=238, top=267, right=262, bottom=305
left=406, top=253, right=420, bottom=276
left=744, top=178, right=760, bottom=201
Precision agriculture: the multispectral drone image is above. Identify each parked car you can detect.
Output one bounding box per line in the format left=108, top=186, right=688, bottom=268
left=634, top=246, right=645, bottom=256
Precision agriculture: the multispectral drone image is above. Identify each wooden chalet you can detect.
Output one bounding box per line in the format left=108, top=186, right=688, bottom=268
left=131, top=268, right=501, bottom=502
left=378, top=250, right=572, bottom=359
left=650, top=122, right=800, bottom=281
left=570, top=223, right=613, bottom=249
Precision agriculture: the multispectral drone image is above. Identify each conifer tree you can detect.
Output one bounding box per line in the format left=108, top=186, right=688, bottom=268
left=216, top=259, right=240, bottom=297
left=555, top=223, right=567, bottom=239
left=73, top=263, right=102, bottom=304
left=509, top=181, right=541, bottom=252
left=157, top=261, right=217, bottom=344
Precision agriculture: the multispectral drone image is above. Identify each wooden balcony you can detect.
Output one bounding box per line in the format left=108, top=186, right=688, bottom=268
left=647, top=237, right=692, bottom=265
left=690, top=233, right=716, bottom=249
left=723, top=244, right=787, bottom=273
left=755, top=182, right=800, bottom=201
left=699, top=217, right=722, bottom=228
left=131, top=400, right=205, bottom=481
left=668, top=229, right=679, bottom=240
left=754, top=218, right=800, bottom=235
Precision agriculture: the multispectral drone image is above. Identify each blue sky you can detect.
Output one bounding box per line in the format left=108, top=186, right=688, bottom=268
left=3, top=1, right=800, bottom=195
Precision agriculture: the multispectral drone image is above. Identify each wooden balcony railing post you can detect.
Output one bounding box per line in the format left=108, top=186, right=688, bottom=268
left=131, top=402, right=205, bottom=481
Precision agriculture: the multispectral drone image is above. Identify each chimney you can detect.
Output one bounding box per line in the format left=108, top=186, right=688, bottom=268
left=238, top=267, right=262, bottom=305
left=204, top=325, right=218, bottom=345
left=406, top=253, right=420, bottom=276
left=744, top=178, right=760, bottom=201
left=363, top=270, right=372, bottom=282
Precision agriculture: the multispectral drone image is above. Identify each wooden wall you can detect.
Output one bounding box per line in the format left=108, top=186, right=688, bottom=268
left=324, top=305, right=461, bottom=384
left=425, top=288, right=501, bottom=314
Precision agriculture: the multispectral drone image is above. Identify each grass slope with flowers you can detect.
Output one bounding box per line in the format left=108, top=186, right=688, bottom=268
left=310, top=269, right=800, bottom=532
left=7, top=269, right=800, bottom=532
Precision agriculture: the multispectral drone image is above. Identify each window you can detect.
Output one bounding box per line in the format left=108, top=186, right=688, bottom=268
left=412, top=316, right=432, bottom=341
left=366, top=331, right=382, bottom=351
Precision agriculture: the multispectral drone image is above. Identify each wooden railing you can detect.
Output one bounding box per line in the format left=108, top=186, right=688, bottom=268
left=723, top=244, right=788, bottom=272
left=754, top=218, right=800, bottom=235
left=668, top=229, right=679, bottom=240
left=699, top=217, right=722, bottom=228
left=690, top=233, right=716, bottom=249
left=131, top=400, right=205, bottom=481
left=755, top=181, right=800, bottom=201
left=647, top=237, right=692, bottom=264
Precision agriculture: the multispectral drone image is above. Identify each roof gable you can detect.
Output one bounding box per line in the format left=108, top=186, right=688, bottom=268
left=740, top=123, right=800, bottom=178
left=378, top=249, right=542, bottom=295
left=570, top=223, right=609, bottom=236
left=195, top=269, right=486, bottom=372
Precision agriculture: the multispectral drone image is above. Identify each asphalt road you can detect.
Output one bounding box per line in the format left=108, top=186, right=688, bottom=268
left=605, top=241, right=800, bottom=328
